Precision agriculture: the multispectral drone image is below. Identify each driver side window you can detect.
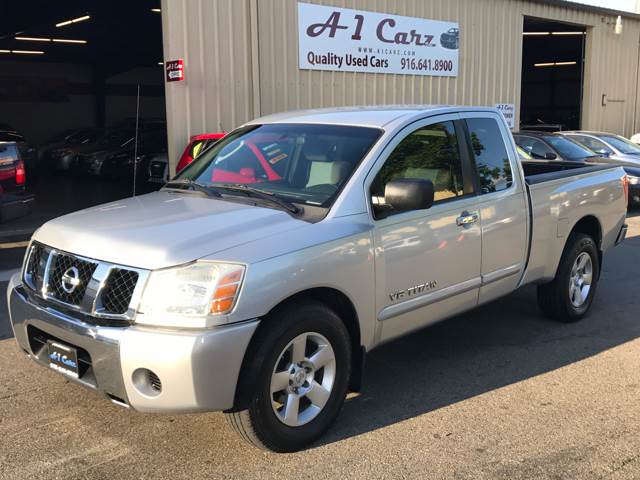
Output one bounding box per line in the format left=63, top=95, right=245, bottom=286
left=371, top=121, right=464, bottom=216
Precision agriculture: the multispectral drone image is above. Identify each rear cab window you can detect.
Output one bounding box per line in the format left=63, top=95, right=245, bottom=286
left=465, top=118, right=513, bottom=194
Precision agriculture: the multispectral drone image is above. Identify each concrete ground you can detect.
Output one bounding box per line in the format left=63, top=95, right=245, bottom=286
left=0, top=213, right=639, bottom=480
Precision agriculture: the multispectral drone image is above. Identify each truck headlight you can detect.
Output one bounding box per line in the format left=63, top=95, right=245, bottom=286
left=139, top=262, right=245, bottom=320
left=628, top=175, right=640, bottom=185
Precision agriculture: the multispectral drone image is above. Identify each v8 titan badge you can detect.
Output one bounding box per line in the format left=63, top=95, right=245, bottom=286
left=166, top=59, right=185, bottom=82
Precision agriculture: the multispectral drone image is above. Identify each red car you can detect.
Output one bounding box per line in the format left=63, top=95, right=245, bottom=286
left=176, top=132, right=225, bottom=173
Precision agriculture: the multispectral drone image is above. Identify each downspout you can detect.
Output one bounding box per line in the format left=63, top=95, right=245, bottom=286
left=633, top=30, right=640, bottom=135
left=249, top=0, right=262, bottom=120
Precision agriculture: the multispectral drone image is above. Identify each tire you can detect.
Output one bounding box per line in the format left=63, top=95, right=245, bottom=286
left=537, top=233, right=600, bottom=322
left=226, top=301, right=352, bottom=452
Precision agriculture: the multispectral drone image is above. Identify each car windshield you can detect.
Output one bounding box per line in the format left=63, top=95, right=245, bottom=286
left=600, top=135, right=640, bottom=155
left=0, top=131, right=24, bottom=142
left=542, top=135, right=596, bottom=160
left=516, top=145, right=532, bottom=160
left=174, top=123, right=382, bottom=208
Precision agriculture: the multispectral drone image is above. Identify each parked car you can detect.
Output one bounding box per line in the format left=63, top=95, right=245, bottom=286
left=176, top=132, right=225, bottom=173
left=8, top=106, right=628, bottom=452
left=0, top=140, right=34, bottom=222
left=146, top=133, right=225, bottom=184
left=39, top=128, right=104, bottom=171
left=559, top=131, right=640, bottom=161
left=513, top=131, right=603, bottom=162
left=70, top=128, right=137, bottom=175
left=0, top=129, right=38, bottom=179
left=99, top=128, right=168, bottom=181
left=440, top=27, right=459, bottom=49
left=556, top=132, right=640, bottom=206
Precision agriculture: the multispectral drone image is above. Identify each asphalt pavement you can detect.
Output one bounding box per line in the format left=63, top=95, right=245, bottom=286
left=0, top=213, right=639, bottom=480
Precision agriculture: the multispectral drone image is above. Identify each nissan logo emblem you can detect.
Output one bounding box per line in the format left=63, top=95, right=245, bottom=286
left=61, top=266, right=81, bottom=294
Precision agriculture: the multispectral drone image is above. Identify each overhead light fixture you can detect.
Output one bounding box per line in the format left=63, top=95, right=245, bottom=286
left=551, top=31, right=585, bottom=35
left=52, top=38, right=87, bottom=44
left=523, top=32, right=550, bottom=36
left=15, top=36, right=50, bottom=42
left=151, top=8, right=161, bottom=13
left=158, top=61, right=164, bottom=65
left=15, top=36, right=86, bottom=44
left=534, top=61, right=577, bottom=67
left=56, top=15, right=90, bottom=27
left=11, top=50, right=45, bottom=55
left=0, top=50, right=10, bottom=53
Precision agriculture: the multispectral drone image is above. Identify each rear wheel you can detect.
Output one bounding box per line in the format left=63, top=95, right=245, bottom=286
left=226, top=301, right=351, bottom=452
left=537, top=233, right=600, bottom=322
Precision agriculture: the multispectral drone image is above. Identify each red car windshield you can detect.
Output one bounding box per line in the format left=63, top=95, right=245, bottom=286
left=175, top=123, right=382, bottom=207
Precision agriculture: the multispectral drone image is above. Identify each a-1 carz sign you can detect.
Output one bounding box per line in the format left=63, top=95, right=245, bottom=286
left=297, top=2, right=459, bottom=77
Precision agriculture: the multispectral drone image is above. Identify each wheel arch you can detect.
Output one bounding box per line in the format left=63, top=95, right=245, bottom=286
left=229, top=287, right=365, bottom=412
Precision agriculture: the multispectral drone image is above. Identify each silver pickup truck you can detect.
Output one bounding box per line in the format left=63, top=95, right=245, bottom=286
left=7, top=107, right=629, bottom=452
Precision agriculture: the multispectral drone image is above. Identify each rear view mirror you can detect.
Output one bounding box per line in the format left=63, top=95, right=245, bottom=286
left=544, top=152, right=557, bottom=160
left=384, top=178, right=434, bottom=213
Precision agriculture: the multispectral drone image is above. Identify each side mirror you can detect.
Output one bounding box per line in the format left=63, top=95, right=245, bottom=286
left=384, top=178, right=434, bottom=213
left=596, top=149, right=610, bottom=157
left=544, top=152, right=557, bottom=160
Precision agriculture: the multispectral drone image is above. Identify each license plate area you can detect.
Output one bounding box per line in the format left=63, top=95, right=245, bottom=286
left=47, top=340, right=80, bottom=378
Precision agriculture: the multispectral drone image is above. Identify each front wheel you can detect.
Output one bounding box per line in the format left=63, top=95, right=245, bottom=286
left=226, top=301, right=352, bottom=452
left=537, top=233, right=600, bottom=322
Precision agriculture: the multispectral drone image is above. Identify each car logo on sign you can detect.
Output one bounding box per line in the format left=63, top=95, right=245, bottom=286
left=61, top=266, right=81, bottom=294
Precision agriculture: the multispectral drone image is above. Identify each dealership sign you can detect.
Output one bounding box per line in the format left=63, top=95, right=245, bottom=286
left=166, top=59, right=184, bottom=82
left=298, top=2, right=459, bottom=77
left=495, top=103, right=515, bottom=129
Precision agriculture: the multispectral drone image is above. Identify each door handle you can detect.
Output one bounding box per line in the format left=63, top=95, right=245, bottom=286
left=456, top=211, right=479, bottom=226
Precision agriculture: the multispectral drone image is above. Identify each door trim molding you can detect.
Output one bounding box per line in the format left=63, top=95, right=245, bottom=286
left=378, top=277, right=481, bottom=322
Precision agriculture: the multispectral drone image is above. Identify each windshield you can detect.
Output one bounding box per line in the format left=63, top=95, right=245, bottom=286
left=175, top=123, right=382, bottom=207
left=98, top=129, right=134, bottom=146
left=600, top=135, right=640, bottom=155
left=516, top=145, right=532, bottom=160
left=542, top=135, right=596, bottom=160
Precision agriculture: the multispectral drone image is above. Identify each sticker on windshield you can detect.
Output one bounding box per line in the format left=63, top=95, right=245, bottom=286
left=269, top=153, right=288, bottom=164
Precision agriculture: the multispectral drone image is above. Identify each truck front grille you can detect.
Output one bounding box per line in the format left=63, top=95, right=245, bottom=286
left=101, top=269, right=139, bottom=315
left=47, top=253, right=98, bottom=306
left=22, top=242, right=148, bottom=324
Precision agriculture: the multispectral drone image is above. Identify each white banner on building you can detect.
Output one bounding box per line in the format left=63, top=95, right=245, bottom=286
left=298, top=2, right=459, bottom=77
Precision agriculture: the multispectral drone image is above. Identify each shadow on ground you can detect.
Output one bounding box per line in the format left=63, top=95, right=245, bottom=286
left=318, top=231, right=640, bottom=446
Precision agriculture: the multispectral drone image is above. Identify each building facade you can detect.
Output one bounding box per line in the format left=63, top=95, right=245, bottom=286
left=160, top=0, right=640, bottom=171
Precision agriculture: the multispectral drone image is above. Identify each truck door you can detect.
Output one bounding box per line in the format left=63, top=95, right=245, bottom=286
left=368, top=115, right=482, bottom=343
left=460, top=113, right=529, bottom=304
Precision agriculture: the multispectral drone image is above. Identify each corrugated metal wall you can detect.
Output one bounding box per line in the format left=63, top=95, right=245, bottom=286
left=162, top=0, right=640, bottom=168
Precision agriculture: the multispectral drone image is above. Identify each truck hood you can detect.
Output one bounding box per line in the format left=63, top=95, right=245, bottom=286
left=33, top=191, right=307, bottom=270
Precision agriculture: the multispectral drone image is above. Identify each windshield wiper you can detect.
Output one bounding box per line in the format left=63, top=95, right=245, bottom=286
left=164, top=179, right=222, bottom=197
left=214, top=184, right=301, bottom=214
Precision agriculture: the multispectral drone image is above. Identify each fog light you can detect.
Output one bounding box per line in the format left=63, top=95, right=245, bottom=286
left=132, top=368, right=162, bottom=396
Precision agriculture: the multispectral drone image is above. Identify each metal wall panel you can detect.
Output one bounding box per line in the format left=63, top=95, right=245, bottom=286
left=162, top=0, right=640, bottom=166
left=161, top=0, right=256, bottom=172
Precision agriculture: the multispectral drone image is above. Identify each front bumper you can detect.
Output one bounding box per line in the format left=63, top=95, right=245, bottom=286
left=7, top=276, right=259, bottom=413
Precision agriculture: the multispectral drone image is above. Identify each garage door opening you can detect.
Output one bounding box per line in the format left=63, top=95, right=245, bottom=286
left=0, top=1, right=166, bottom=233
left=520, top=17, right=586, bottom=131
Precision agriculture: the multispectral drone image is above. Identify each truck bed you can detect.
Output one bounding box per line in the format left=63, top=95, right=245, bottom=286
left=522, top=160, right=616, bottom=184
left=520, top=161, right=627, bottom=287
